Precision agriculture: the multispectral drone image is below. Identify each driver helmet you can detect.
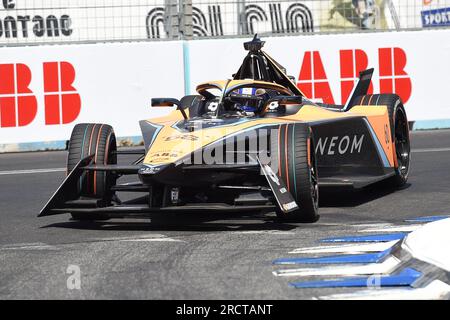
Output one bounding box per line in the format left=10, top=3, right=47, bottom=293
left=235, top=87, right=268, bottom=113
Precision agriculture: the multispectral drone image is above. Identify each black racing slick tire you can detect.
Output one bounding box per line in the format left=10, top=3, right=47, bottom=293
left=356, top=94, right=411, bottom=187
left=276, top=123, right=319, bottom=223
left=67, top=123, right=117, bottom=221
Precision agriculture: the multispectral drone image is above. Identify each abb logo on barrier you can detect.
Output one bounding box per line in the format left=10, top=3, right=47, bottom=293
left=0, top=61, right=80, bottom=128
left=297, top=48, right=412, bottom=105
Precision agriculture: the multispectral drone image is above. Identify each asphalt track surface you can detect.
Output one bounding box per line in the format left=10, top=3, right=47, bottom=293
left=1, top=129, right=450, bottom=299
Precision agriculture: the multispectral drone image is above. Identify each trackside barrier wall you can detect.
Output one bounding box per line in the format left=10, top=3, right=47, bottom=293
left=0, top=41, right=185, bottom=151
left=1, top=29, right=450, bottom=152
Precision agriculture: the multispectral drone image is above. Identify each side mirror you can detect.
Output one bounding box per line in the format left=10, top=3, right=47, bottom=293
left=151, top=98, right=187, bottom=119
left=288, top=75, right=296, bottom=83
left=276, top=95, right=302, bottom=105
left=151, top=98, right=181, bottom=108
left=261, top=95, right=303, bottom=115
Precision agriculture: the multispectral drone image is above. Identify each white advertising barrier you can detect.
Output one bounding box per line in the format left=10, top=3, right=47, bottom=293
left=1, top=29, right=450, bottom=150
left=188, top=29, right=450, bottom=123
left=0, top=41, right=184, bottom=145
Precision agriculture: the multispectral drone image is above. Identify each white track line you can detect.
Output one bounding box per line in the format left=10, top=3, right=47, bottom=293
left=92, top=235, right=183, bottom=243
left=0, top=147, right=444, bottom=175
left=350, top=223, right=393, bottom=229
left=234, top=230, right=296, bottom=235
left=273, top=256, right=400, bottom=277
left=412, top=147, right=450, bottom=153
left=288, top=240, right=399, bottom=255
left=0, top=168, right=65, bottom=175
left=358, top=225, right=422, bottom=233
left=318, top=280, right=450, bottom=300
left=0, top=242, right=58, bottom=251
left=119, top=238, right=183, bottom=242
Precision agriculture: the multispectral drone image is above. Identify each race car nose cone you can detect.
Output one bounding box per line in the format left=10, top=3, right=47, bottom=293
left=138, top=164, right=167, bottom=175
left=138, top=164, right=172, bottom=185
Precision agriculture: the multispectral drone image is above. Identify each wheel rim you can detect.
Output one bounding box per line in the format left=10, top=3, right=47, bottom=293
left=310, top=140, right=319, bottom=211
left=394, top=107, right=410, bottom=178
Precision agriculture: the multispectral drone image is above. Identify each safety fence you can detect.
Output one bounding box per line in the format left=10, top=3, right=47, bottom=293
left=0, top=1, right=450, bottom=45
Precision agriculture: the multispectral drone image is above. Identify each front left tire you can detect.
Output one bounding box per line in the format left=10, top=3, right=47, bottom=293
left=275, top=123, right=319, bottom=223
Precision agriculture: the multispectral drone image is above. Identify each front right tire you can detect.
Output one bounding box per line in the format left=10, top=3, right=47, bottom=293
left=67, top=123, right=117, bottom=221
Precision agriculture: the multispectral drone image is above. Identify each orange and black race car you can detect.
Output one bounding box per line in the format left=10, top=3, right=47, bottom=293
left=40, top=35, right=410, bottom=223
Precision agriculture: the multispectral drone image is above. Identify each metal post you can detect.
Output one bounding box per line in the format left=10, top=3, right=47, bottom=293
left=180, top=0, right=193, bottom=40
left=237, top=0, right=247, bottom=35
left=164, top=0, right=179, bottom=39
left=385, top=0, right=400, bottom=30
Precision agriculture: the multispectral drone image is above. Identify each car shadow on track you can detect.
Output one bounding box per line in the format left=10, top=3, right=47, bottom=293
left=40, top=211, right=307, bottom=232
left=319, top=180, right=411, bottom=207
left=40, top=181, right=411, bottom=232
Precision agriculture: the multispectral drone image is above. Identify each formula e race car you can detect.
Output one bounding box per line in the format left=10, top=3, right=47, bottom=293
left=39, top=35, right=410, bottom=223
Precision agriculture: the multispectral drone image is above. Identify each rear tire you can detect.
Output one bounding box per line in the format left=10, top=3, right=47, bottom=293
left=67, top=123, right=117, bottom=221
left=356, top=94, right=411, bottom=187
left=276, top=124, right=319, bottom=223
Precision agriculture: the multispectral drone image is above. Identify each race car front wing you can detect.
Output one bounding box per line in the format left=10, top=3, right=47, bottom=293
left=38, top=154, right=283, bottom=218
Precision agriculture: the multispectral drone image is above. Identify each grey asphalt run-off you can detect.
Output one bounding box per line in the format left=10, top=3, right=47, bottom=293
left=0, top=129, right=450, bottom=299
